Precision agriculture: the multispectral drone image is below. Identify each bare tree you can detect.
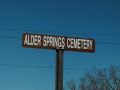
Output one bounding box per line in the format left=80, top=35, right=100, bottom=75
left=66, top=65, right=120, bottom=90
left=67, top=80, right=77, bottom=90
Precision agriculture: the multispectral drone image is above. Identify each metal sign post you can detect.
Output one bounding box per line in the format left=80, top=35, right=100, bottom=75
left=56, top=49, right=64, bottom=90
left=22, top=33, right=95, bottom=90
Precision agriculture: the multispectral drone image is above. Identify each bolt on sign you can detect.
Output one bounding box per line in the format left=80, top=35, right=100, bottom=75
left=22, top=33, right=95, bottom=52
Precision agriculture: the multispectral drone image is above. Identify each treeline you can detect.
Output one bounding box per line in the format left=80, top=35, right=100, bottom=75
left=66, top=65, right=120, bottom=90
